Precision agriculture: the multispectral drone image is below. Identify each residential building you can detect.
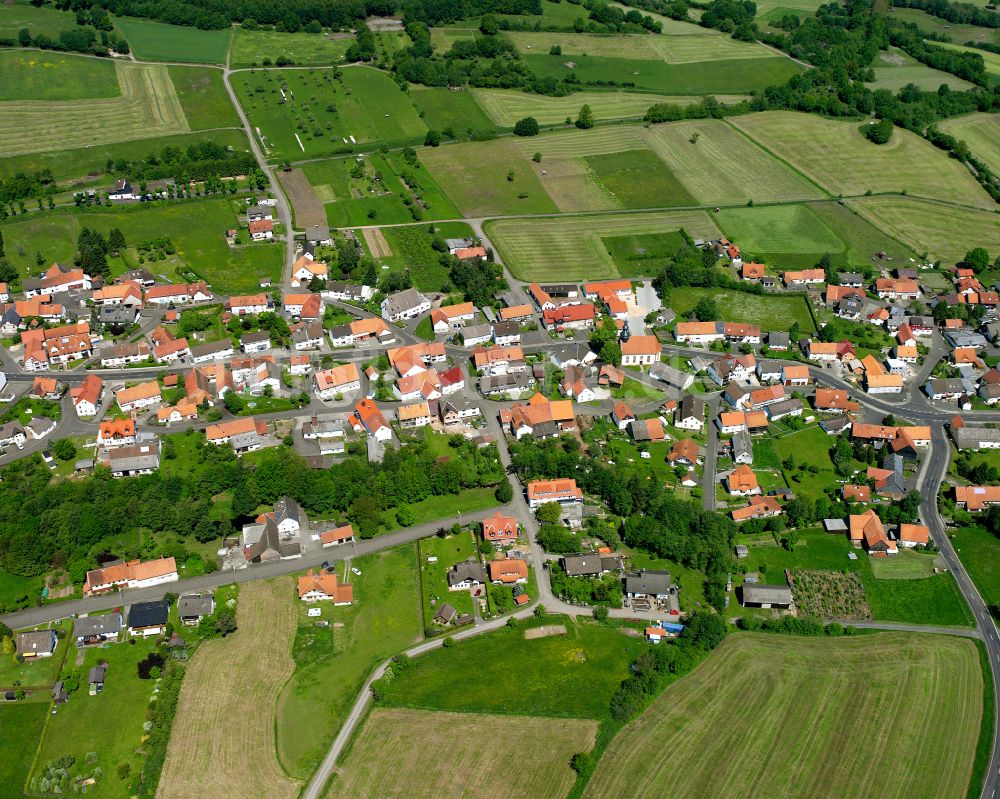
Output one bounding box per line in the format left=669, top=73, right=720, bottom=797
left=16, top=630, right=57, bottom=658
left=381, top=288, right=430, bottom=321
left=115, top=381, right=161, bottom=412
left=70, top=374, right=103, bottom=417
left=127, top=600, right=170, bottom=636
left=725, top=464, right=760, bottom=496
left=526, top=478, right=583, bottom=509
left=620, top=335, right=660, bottom=367
left=482, top=511, right=518, bottom=547
left=206, top=417, right=267, bottom=454
left=650, top=362, right=693, bottom=391
left=84, top=557, right=178, bottom=596
left=488, top=558, right=529, bottom=585
left=447, top=559, right=487, bottom=590
left=313, top=363, right=361, bottom=399
left=298, top=570, right=354, bottom=603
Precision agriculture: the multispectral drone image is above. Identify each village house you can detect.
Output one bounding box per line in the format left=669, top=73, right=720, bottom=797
left=482, top=511, right=518, bottom=547
left=321, top=525, right=356, bottom=546
left=290, top=255, right=329, bottom=287
left=782, top=268, right=825, bottom=288
left=543, top=303, right=597, bottom=332
left=144, top=282, right=213, bottom=306
left=666, top=438, right=701, bottom=466
left=439, top=397, right=481, bottom=425
left=731, top=495, right=783, bottom=523
left=178, top=594, right=215, bottom=626
left=127, top=600, right=170, bottom=637
left=381, top=288, right=430, bottom=322
left=620, top=335, right=661, bottom=367
left=500, top=393, right=575, bottom=440
left=74, top=614, right=123, bottom=645
left=240, top=331, right=271, bottom=354
left=492, top=321, right=521, bottom=347
left=190, top=339, right=235, bottom=365
left=849, top=510, right=897, bottom=555
left=298, top=570, right=354, bottom=604
left=431, top=301, right=476, bottom=333
left=955, top=485, right=1000, bottom=511
left=115, top=380, right=162, bottom=413
left=105, top=441, right=161, bottom=477
left=98, top=418, right=137, bottom=450
left=725, top=464, right=760, bottom=496
left=206, top=417, right=268, bottom=454
left=398, top=401, right=433, bottom=429
left=292, top=321, right=325, bottom=351
left=674, top=395, right=706, bottom=431
left=488, top=558, right=529, bottom=585
left=16, top=630, right=57, bottom=659
left=473, top=345, right=527, bottom=376
left=313, top=363, right=361, bottom=400
left=526, top=478, right=583, bottom=509
left=228, top=294, right=269, bottom=316
left=447, top=559, right=488, bottom=591
left=83, top=557, right=178, bottom=596
left=70, top=374, right=104, bottom=417
left=99, top=340, right=151, bottom=367
left=649, top=362, right=694, bottom=391
left=353, top=398, right=392, bottom=442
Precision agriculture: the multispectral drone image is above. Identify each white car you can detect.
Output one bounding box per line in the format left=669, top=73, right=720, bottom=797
left=351, top=567, right=361, bottom=576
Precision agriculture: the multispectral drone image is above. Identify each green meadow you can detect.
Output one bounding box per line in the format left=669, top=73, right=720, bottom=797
left=112, top=16, right=233, bottom=63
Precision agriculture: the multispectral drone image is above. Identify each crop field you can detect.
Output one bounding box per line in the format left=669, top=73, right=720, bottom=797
left=230, top=28, right=355, bottom=67
left=0, top=60, right=189, bottom=158
left=408, top=87, right=496, bottom=136
left=167, top=65, right=241, bottom=129
left=0, top=199, right=282, bottom=293
left=670, top=286, right=816, bottom=332
left=159, top=579, right=301, bottom=799
left=507, top=30, right=777, bottom=63
left=0, top=3, right=78, bottom=38
left=642, top=119, right=825, bottom=205
left=234, top=66, right=426, bottom=161
left=471, top=88, right=747, bottom=126
left=848, top=197, right=1000, bottom=264
left=420, top=138, right=558, bottom=216
left=585, top=149, right=696, bottom=208
left=0, top=51, right=119, bottom=101
left=485, top=210, right=721, bottom=281
left=732, top=111, right=993, bottom=207
left=939, top=113, right=1000, bottom=174
left=326, top=709, right=596, bottom=799
left=713, top=204, right=844, bottom=258
left=585, top=633, right=983, bottom=799
left=380, top=617, right=645, bottom=718
left=0, top=128, right=250, bottom=183
left=276, top=546, right=423, bottom=780
left=937, top=41, right=1000, bottom=77
left=112, top=17, right=233, bottom=63
left=871, top=48, right=974, bottom=92
left=523, top=52, right=802, bottom=94
left=0, top=701, right=48, bottom=799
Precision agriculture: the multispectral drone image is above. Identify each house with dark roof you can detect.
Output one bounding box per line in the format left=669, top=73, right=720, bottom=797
left=74, top=614, right=123, bottom=645
left=127, top=600, right=169, bottom=636
left=447, top=559, right=487, bottom=590
left=178, top=594, right=215, bottom=625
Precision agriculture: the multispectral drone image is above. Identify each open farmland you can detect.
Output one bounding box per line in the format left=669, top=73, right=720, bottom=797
left=523, top=52, right=801, bottom=94
left=731, top=111, right=993, bottom=207
left=486, top=210, right=721, bottom=281
left=939, top=113, right=1000, bottom=174
left=230, top=28, right=355, bottom=67
left=0, top=4, right=78, bottom=39
left=586, top=149, right=696, bottom=208
left=279, top=168, right=328, bottom=231
left=584, top=633, right=983, bottom=799
left=420, top=138, right=558, bottom=216
left=409, top=87, right=496, bottom=136
left=234, top=66, right=426, bottom=161
left=642, top=119, right=826, bottom=205
left=325, top=709, right=596, bottom=799
left=871, top=48, right=975, bottom=92
left=158, top=579, right=302, bottom=799
left=0, top=50, right=119, bottom=100
left=713, top=205, right=844, bottom=257
left=507, top=30, right=780, bottom=63
left=112, top=17, right=232, bottom=63
left=471, top=88, right=748, bottom=126
left=0, top=59, right=189, bottom=158
left=167, top=66, right=241, bottom=129
left=848, top=197, right=1000, bottom=264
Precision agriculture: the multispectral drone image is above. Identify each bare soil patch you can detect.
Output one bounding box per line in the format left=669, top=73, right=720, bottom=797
left=363, top=227, right=392, bottom=258
left=278, top=167, right=327, bottom=231
left=524, top=624, right=568, bottom=640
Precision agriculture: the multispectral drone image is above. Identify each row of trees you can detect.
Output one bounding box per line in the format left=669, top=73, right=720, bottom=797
left=890, top=0, right=1000, bottom=30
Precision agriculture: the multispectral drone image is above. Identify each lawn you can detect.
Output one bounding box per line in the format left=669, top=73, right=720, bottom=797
left=0, top=620, right=71, bottom=690
left=167, top=66, right=241, bottom=129
left=0, top=3, right=78, bottom=38
left=485, top=210, right=720, bottom=281
left=952, top=526, right=1000, bottom=610
left=112, top=16, right=233, bottom=63
left=870, top=47, right=975, bottom=92
left=380, top=487, right=499, bottom=534
left=862, top=570, right=975, bottom=627
left=585, top=149, right=696, bottom=208
left=230, top=28, right=355, bottom=68
left=602, top=230, right=688, bottom=277
left=0, top=700, right=49, bottom=799
left=0, top=50, right=119, bottom=101
left=868, top=549, right=939, bottom=579
left=0, top=59, right=189, bottom=159
left=522, top=52, right=802, bottom=94
left=939, top=113, right=1000, bottom=175
left=641, top=118, right=825, bottom=205
left=233, top=66, right=426, bottom=161
left=0, top=128, right=251, bottom=183
left=848, top=196, right=1000, bottom=264
left=380, top=616, right=646, bottom=718
left=731, top=111, right=994, bottom=207
left=419, top=531, right=479, bottom=624
left=670, top=287, right=816, bottom=333
left=470, top=88, right=734, bottom=127
left=408, top=86, right=496, bottom=137
left=0, top=199, right=283, bottom=294
left=584, top=632, right=983, bottom=799
left=769, top=424, right=838, bottom=500
left=713, top=204, right=845, bottom=263
left=276, top=546, right=423, bottom=780
left=419, top=137, right=559, bottom=216
left=29, top=634, right=162, bottom=797
left=325, top=709, right=596, bottom=799
left=159, top=579, right=301, bottom=799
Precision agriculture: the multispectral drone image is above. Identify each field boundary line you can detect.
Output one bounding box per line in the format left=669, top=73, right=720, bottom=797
left=721, top=118, right=833, bottom=199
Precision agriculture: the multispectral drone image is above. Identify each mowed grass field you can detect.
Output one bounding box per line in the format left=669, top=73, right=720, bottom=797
left=732, top=111, right=994, bottom=207
left=713, top=204, right=843, bottom=256
left=584, top=633, right=983, bottom=799
left=0, top=57, right=191, bottom=158
left=409, top=86, right=496, bottom=135
left=939, top=113, right=1000, bottom=174
left=112, top=16, right=232, bottom=63
left=470, top=88, right=749, bottom=126
left=848, top=197, right=1000, bottom=264
left=0, top=701, right=49, bottom=799
left=158, top=579, right=302, bottom=799
left=486, top=210, right=721, bottom=281
left=325, top=709, right=596, bottom=799
left=871, top=48, right=975, bottom=92
left=671, top=286, right=817, bottom=332
left=167, top=65, right=241, bottom=129
left=234, top=66, right=426, bottom=160
left=642, top=119, right=826, bottom=205
left=230, top=28, right=355, bottom=67
left=0, top=199, right=282, bottom=293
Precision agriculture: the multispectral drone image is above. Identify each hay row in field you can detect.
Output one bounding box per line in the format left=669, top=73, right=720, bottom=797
left=157, top=579, right=301, bottom=799
left=584, top=633, right=982, bottom=799
left=326, top=708, right=596, bottom=799
left=486, top=210, right=720, bottom=281
left=0, top=62, right=188, bottom=157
